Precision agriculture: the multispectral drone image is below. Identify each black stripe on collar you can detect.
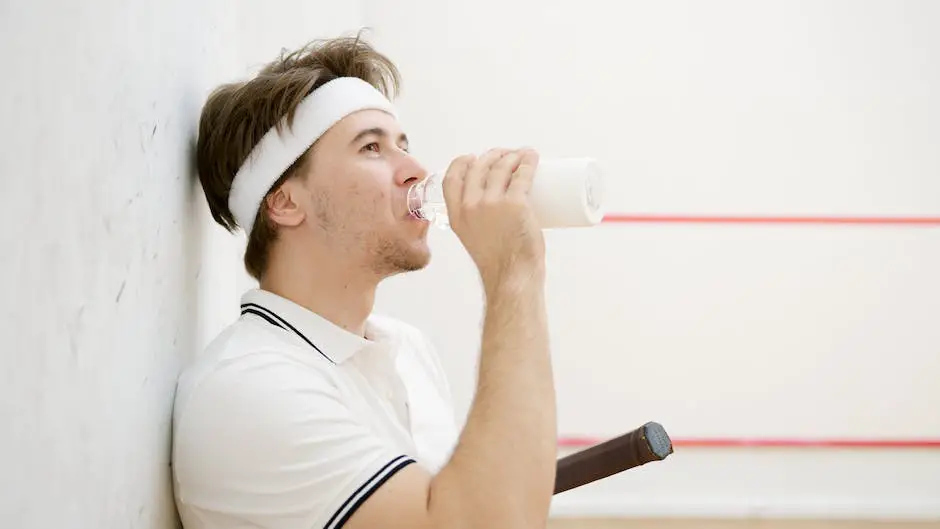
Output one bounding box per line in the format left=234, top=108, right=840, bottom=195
left=241, top=308, right=284, bottom=330
left=241, top=302, right=333, bottom=364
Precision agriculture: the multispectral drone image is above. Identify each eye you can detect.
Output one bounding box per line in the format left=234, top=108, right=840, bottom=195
left=362, top=142, right=380, bottom=153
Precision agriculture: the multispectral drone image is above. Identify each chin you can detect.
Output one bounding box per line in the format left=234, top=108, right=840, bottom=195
left=374, top=239, right=431, bottom=276
left=399, top=244, right=432, bottom=272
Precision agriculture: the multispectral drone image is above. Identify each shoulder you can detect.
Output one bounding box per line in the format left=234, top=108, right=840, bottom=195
left=173, top=317, right=338, bottom=436
left=172, top=330, right=342, bottom=452
left=172, top=318, right=413, bottom=528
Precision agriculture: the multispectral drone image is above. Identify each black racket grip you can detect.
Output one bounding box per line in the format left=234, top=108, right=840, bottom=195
left=554, top=421, right=673, bottom=495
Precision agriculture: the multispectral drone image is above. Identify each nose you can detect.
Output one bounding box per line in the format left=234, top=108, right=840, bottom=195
left=396, top=152, right=428, bottom=187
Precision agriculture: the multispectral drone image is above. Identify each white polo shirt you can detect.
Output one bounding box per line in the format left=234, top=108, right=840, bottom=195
left=171, top=288, right=460, bottom=529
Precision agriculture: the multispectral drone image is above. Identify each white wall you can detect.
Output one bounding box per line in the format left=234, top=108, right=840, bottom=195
left=365, top=0, right=940, bottom=520
left=4, top=0, right=937, bottom=524
left=0, top=2, right=363, bottom=527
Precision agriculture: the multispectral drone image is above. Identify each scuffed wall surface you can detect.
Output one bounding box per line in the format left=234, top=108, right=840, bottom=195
left=0, top=1, right=363, bottom=527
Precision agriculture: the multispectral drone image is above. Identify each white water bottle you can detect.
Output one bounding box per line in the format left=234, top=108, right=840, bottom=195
left=407, top=157, right=606, bottom=229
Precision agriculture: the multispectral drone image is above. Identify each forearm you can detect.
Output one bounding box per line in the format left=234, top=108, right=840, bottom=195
left=429, top=273, right=556, bottom=529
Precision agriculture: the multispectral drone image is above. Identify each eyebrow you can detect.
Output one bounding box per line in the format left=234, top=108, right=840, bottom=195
left=350, top=127, right=409, bottom=147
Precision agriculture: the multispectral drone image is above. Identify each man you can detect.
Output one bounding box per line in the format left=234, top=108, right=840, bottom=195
left=172, top=35, right=556, bottom=529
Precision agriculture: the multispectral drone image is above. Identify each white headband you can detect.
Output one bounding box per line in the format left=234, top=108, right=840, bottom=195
left=228, top=76, right=398, bottom=234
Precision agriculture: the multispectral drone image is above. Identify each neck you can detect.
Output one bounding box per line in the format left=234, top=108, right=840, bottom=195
left=260, top=244, right=380, bottom=338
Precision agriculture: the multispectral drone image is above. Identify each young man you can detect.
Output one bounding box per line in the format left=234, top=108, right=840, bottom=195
left=172, top=36, right=556, bottom=529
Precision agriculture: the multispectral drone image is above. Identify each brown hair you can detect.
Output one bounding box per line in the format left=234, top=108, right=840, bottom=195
left=195, top=33, right=401, bottom=280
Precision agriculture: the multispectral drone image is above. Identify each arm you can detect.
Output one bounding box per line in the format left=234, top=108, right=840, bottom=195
left=346, top=148, right=555, bottom=529
left=437, top=274, right=555, bottom=526
left=345, top=276, right=553, bottom=529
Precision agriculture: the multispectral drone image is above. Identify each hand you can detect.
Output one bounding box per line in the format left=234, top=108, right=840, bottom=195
left=442, top=148, right=546, bottom=293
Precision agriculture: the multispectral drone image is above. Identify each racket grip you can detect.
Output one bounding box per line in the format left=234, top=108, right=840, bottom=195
left=554, top=421, right=673, bottom=495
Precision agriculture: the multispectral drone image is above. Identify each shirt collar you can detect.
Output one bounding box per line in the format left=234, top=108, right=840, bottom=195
left=240, top=288, right=389, bottom=364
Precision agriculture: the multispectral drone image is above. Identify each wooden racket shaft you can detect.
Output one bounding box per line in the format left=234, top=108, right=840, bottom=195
left=554, top=421, right=673, bottom=494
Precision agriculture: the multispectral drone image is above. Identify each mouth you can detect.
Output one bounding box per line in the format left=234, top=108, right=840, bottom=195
left=408, top=214, right=429, bottom=225
left=405, top=206, right=427, bottom=222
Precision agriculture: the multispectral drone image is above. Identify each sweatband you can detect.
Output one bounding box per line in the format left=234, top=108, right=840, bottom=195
left=228, top=76, right=398, bottom=234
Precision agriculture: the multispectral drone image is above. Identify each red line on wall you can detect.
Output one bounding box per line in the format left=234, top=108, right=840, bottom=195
left=558, top=436, right=940, bottom=449
left=603, top=214, right=940, bottom=226
left=575, top=213, right=940, bottom=450
left=577, top=215, right=940, bottom=449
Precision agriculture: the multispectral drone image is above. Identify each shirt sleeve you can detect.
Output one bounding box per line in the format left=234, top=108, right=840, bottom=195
left=172, top=351, right=416, bottom=529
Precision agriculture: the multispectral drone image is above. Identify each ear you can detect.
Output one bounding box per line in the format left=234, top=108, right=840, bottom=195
left=264, top=179, right=306, bottom=228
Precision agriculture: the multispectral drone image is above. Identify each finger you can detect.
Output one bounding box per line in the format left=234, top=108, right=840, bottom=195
left=442, top=154, right=476, bottom=216
left=484, top=150, right=524, bottom=200
left=507, top=148, right=540, bottom=197
left=463, top=148, right=511, bottom=205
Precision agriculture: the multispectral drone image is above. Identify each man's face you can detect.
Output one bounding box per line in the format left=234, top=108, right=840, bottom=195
left=295, top=109, right=432, bottom=276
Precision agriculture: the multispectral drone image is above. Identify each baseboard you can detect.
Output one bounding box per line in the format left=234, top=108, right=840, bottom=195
left=549, top=496, right=940, bottom=521
left=546, top=519, right=940, bottom=529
